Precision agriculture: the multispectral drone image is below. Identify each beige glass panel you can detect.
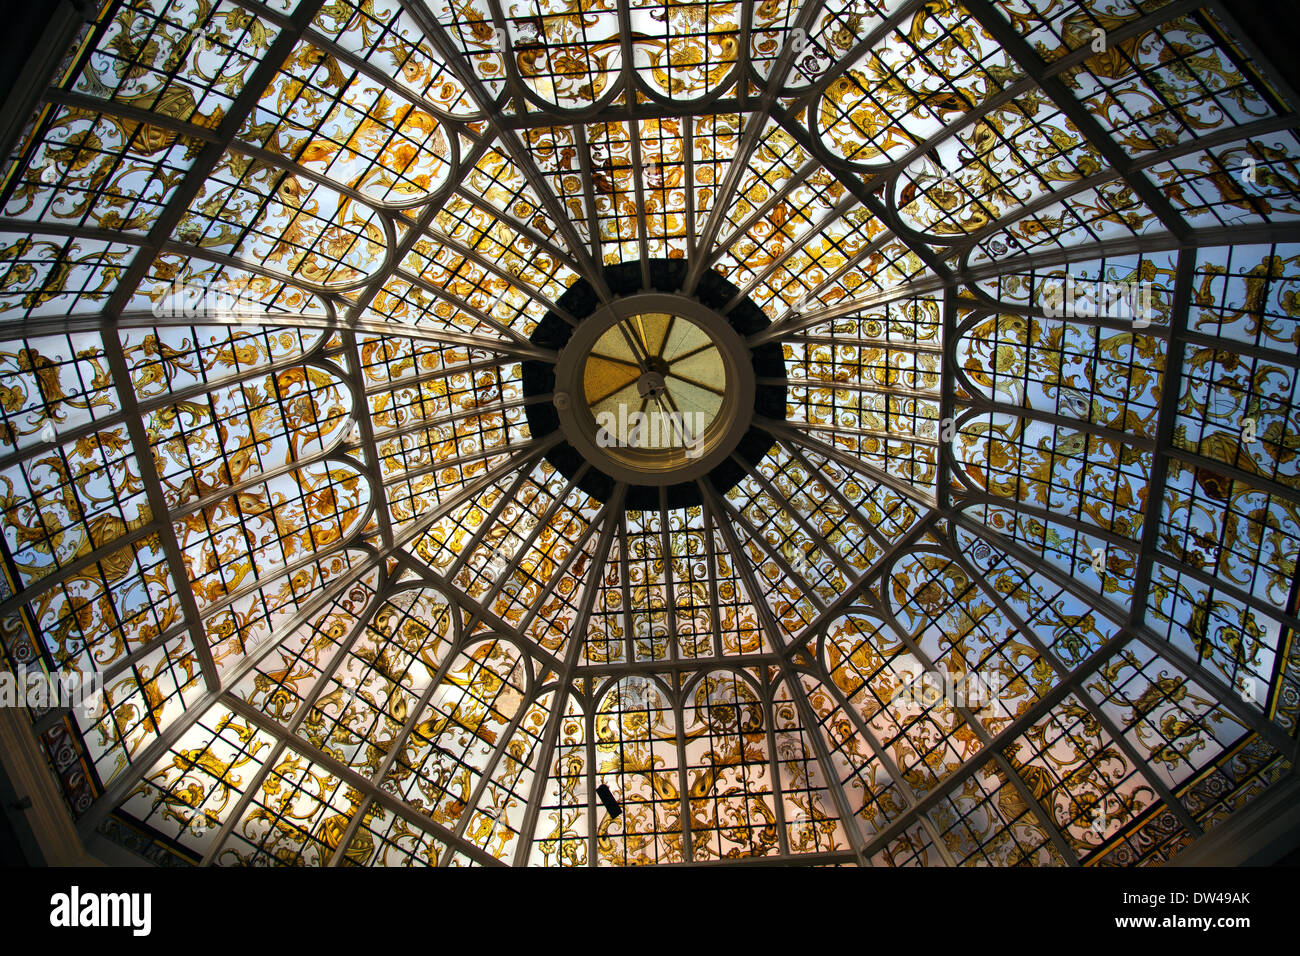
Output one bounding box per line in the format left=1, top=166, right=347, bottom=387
left=661, top=319, right=712, bottom=362
left=591, top=383, right=645, bottom=427
left=666, top=349, right=726, bottom=392
left=634, top=312, right=673, bottom=357
left=585, top=355, right=641, bottom=404
left=664, top=377, right=724, bottom=421
left=591, top=326, right=640, bottom=364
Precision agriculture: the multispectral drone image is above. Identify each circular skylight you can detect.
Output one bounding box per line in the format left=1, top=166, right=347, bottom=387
left=552, top=292, right=755, bottom=485
left=582, top=311, right=727, bottom=452
left=586, top=313, right=725, bottom=434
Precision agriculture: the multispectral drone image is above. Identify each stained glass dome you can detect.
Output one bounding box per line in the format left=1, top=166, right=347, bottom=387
left=0, top=0, right=1297, bottom=868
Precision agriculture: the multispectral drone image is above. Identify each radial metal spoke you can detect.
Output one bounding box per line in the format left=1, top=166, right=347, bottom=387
left=220, top=693, right=505, bottom=866
left=759, top=416, right=939, bottom=511
left=730, top=452, right=862, bottom=585
left=869, top=578, right=1081, bottom=865
left=212, top=569, right=393, bottom=866
left=404, top=1, right=612, bottom=301
left=960, top=0, right=1191, bottom=241
left=471, top=466, right=592, bottom=615
left=953, top=512, right=1297, bottom=759
left=782, top=510, right=941, bottom=659
left=699, top=479, right=872, bottom=862
left=75, top=542, right=385, bottom=837
left=683, top=0, right=828, bottom=294
left=953, top=493, right=1300, bottom=634
left=856, top=621, right=1136, bottom=860
left=1129, top=252, right=1193, bottom=631
left=943, top=534, right=1205, bottom=840
left=512, top=485, right=625, bottom=865
left=615, top=0, right=652, bottom=289
left=768, top=105, right=957, bottom=286
left=703, top=158, right=833, bottom=271
left=710, top=491, right=830, bottom=614
left=99, top=324, right=221, bottom=693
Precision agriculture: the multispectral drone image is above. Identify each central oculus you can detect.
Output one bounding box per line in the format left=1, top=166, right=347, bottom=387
left=552, top=293, right=755, bottom=485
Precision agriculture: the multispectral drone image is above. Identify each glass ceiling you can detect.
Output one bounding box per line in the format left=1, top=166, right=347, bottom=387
left=0, top=0, right=1297, bottom=867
